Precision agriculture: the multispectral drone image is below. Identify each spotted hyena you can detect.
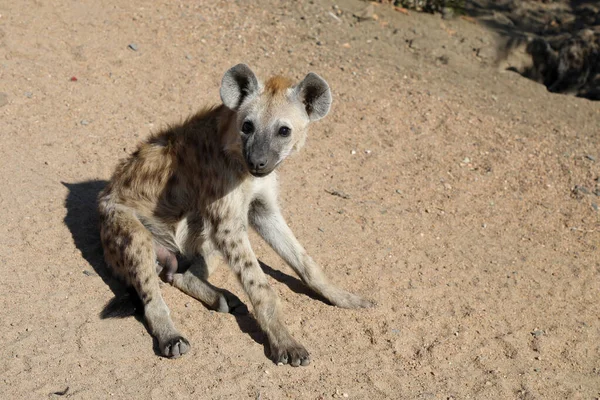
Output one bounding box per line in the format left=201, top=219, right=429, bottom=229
left=98, top=64, right=372, bottom=366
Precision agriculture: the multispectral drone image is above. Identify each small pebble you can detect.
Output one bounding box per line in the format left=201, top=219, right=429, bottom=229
left=592, top=203, right=598, bottom=212
left=585, top=155, right=596, bottom=162
left=24, top=92, right=33, bottom=98
left=531, top=329, right=544, bottom=337
left=442, top=7, right=455, bottom=19
left=128, top=43, right=139, bottom=51
left=462, top=157, right=471, bottom=163
left=0, top=92, right=8, bottom=107
left=351, top=150, right=356, bottom=155
left=82, top=270, right=94, bottom=276
left=70, top=76, right=78, bottom=82
left=185, top=54, right=192, bottom=60
left=80, top=120, right=89, bottom=126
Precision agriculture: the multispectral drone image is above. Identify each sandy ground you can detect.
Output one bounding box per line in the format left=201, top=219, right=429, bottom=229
left=1, top=0, right=599, bottom=399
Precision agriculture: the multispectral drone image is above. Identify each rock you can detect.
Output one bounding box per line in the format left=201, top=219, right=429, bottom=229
left=407, top=38, right=421, bottom=50
left=585, top=154, right=596, bottom=161
left=441, top=7, right=454, bottom=20
left=80, top=120, right=90, bottom=126
left=491, top=11, right=514, bottom=27
left=354, top=3, right=375, bottom=22
left=572, top=185, right=589, bottom=198
left=128, top=43, right=139, bottom=51
left=436, top=55, right=449, bottom=65
left=24, top=92, right=33, bottom=98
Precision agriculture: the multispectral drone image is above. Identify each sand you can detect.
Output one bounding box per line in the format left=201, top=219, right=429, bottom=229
left=1, top=0, right=599, bottom=398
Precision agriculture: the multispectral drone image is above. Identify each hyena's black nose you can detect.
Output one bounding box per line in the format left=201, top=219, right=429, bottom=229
left=247, top=155, right=268, bottom=172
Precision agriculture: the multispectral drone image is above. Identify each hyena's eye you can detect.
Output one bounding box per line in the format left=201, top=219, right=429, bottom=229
left=278, top=126, right=291, bottom=137
left=241, top=121, right=254, bottom=135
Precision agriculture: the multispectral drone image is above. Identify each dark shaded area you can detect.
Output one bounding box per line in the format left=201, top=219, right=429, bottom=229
left=464, top=0, right=600, bottom=38
left=232, top=312, right=270, bottom=358
left=462, top=0, right=600, bottom=100
left=259, top=261, right=331, bottom=304
left=396, top=1, right=600, bottom=100
left=62, top=180, right=127, bottom=296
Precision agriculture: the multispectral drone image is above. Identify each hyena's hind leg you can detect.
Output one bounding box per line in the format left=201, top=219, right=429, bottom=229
left=100, top=209, right=190, bottom=358
left=172, top=242, right=247, bottom=314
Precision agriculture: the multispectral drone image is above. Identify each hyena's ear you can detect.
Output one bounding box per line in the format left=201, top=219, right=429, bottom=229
left=294, top=72, right=332, bottom=121
left=220, top=64, right=260, bottom=110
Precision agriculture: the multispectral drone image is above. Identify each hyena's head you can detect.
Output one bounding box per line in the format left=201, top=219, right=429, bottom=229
left=220, top=64, right=332, bottom=177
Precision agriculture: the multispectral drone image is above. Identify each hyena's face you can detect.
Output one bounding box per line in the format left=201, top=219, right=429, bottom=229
left=220, top=64, right=332, bottom=177
left=237, top=83, right=310, bottom=177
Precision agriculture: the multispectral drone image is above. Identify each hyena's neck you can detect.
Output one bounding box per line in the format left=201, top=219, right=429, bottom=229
left=216, top=106, right=248, bottom=177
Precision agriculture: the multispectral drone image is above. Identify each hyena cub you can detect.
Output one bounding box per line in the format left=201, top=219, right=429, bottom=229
left=98, top=64, right=372, bottom=366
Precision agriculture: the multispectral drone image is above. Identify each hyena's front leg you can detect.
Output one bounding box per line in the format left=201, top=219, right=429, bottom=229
left=250, top=199, right=373, bottom=309
left=213, top=223, right=310, bottom=366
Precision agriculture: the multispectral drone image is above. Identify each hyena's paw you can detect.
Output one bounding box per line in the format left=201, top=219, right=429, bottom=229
left=215, top=291, right=249, bottom=315
left=328, top=289, right=374, bottom=309
left=160, top=335, right=190, bottom=358
left=271, top=341, right=310, bottom=367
